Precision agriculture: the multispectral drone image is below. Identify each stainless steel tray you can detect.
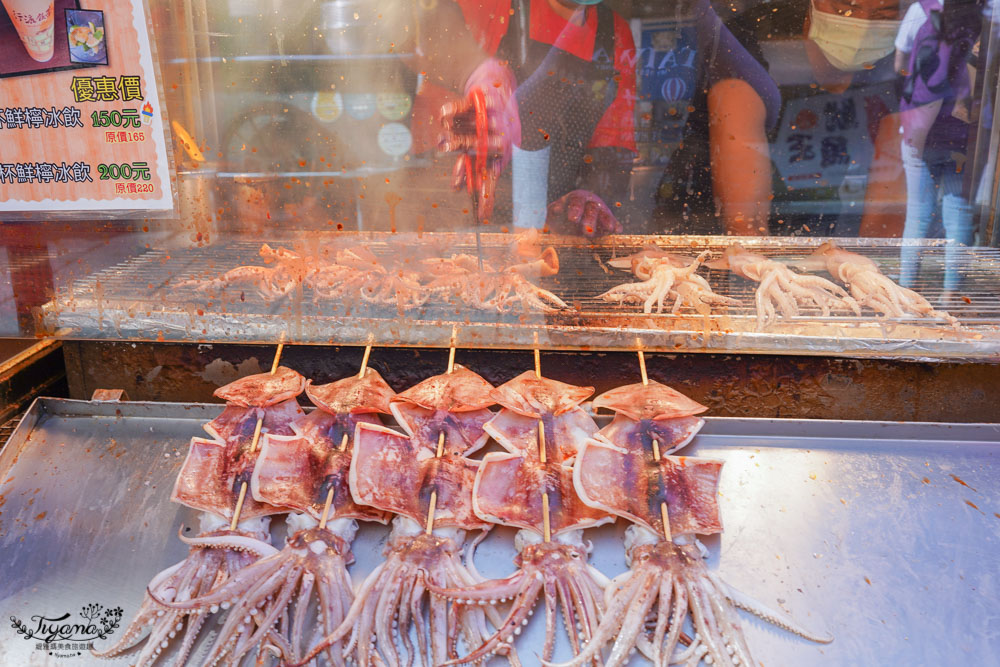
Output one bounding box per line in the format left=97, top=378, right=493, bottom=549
left=1, top=398, right=998, bottom=665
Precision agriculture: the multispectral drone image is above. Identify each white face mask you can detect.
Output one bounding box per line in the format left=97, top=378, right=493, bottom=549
left=807, top=1, right=900, bottom=72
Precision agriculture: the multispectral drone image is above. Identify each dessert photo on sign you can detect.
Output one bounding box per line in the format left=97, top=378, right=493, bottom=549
left=65, top=7, right=106, bottom=65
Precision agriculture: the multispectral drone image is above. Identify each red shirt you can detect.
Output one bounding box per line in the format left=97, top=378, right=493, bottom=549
left=412, top=0, right=637, bottom=153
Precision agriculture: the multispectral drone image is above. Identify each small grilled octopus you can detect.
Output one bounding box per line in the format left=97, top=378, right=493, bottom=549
left=178, top=244, right=318, bottom=299
left=603, top=250, right=738, bottom=315
left=721, top=244, right=861, bottom=330
left=808, top=242, right=958, bottom=327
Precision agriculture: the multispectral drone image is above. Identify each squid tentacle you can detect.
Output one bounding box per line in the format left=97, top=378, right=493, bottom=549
left=441, top=577, right=543, bottom=666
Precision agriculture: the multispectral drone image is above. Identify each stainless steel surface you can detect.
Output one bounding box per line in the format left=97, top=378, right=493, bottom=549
left=1, top=398, right=999, bottom=665
left=39, top=234, right=1000, bottom=360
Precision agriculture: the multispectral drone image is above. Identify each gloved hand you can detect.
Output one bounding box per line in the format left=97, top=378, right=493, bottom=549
left=546, top=189, right=622, bottom=237
left=439, top=58, right=520, bottom=220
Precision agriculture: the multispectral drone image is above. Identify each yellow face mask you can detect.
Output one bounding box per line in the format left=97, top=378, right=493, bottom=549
left=807, top=0, right=901, bottom=72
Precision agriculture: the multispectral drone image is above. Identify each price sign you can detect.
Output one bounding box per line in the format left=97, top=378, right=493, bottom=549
left=0, top=0, right=174, bottom=215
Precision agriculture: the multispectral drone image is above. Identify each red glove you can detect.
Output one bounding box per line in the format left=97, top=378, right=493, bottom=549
left=439, top=59, right=520, bottom=219
left=546, top=190, right=622, bottom=237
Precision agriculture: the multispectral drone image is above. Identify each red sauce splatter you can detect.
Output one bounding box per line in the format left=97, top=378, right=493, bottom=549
left=965, top=500, right=983, bottom=513
left=921, top=477, right=930, bottom=484
left=34, top=512, right=46, bottom=520
left=864, top=577, right=872, bottom=585
left=950, top=474, right=977, bottom=492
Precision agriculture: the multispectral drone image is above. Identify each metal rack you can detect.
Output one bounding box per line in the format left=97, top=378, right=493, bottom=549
left=40, top=234, right=1000, bottom=359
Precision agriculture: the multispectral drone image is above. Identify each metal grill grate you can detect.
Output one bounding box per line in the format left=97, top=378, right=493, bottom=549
left=40, top=234, right=1000, bottom=357
left=0, top=414, right=23, bottom=451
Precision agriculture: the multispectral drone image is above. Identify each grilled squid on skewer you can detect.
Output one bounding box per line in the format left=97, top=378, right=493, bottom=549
left=718, top=244, right=861, bottom=330
left=95, top=368, right=306, bottom=665
left=558, top=380, right=831, bottom=666
left=154, top=368, right=397, bottom=665
left=808, top=242, right=959, bottom=327
left=295, top=366, right=519, bottom=667
left=91, top=513, right=276, bottom=666
left=171, top=367, right=306, bottom=522
left=427, top=372, right=614, bottom=665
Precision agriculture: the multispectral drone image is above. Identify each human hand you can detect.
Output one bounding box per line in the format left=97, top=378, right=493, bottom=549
left=440, top=58, right=520, bottom=219
left=546, top=189, right=622, bottom=237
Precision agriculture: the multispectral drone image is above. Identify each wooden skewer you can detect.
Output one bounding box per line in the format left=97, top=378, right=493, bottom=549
left=542, top=492, right=551, bottom=543
left=318, top=432, right=351, bottom=530
left=534, top=345, right=551, bottom=542
left=270, top=342, right=284, bottom=374
left=320, top=344, right=374, bottom=530
left=638, top=349, right=672, bottom=542
left=426, top=340, right=457, bottom=534
left=651, top=436, right=672, bottom=542
left=230, top=341, right=285, bottom=530
left=358, top=343, right=372, bottom=379
left=537, top=418, right=547, bottom=465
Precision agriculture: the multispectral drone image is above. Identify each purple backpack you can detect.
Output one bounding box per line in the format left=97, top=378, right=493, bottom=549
left=902, top=0, right=981, bottom=109
left=901, top=0, right=982, bottom=150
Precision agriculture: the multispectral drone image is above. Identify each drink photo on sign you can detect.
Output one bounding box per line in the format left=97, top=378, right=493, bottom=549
left=0, top=0, right=99, bottom=78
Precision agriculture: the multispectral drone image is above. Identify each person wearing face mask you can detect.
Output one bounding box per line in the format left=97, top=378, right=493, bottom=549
left=681, top=0, right=908, bottom=238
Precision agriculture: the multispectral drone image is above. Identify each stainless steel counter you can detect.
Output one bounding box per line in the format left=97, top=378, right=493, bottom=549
left=0, top=398, right=998, bottom=665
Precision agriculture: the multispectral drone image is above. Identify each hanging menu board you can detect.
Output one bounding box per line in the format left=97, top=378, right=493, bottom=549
left=0, top=0, right=173, bottom=215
